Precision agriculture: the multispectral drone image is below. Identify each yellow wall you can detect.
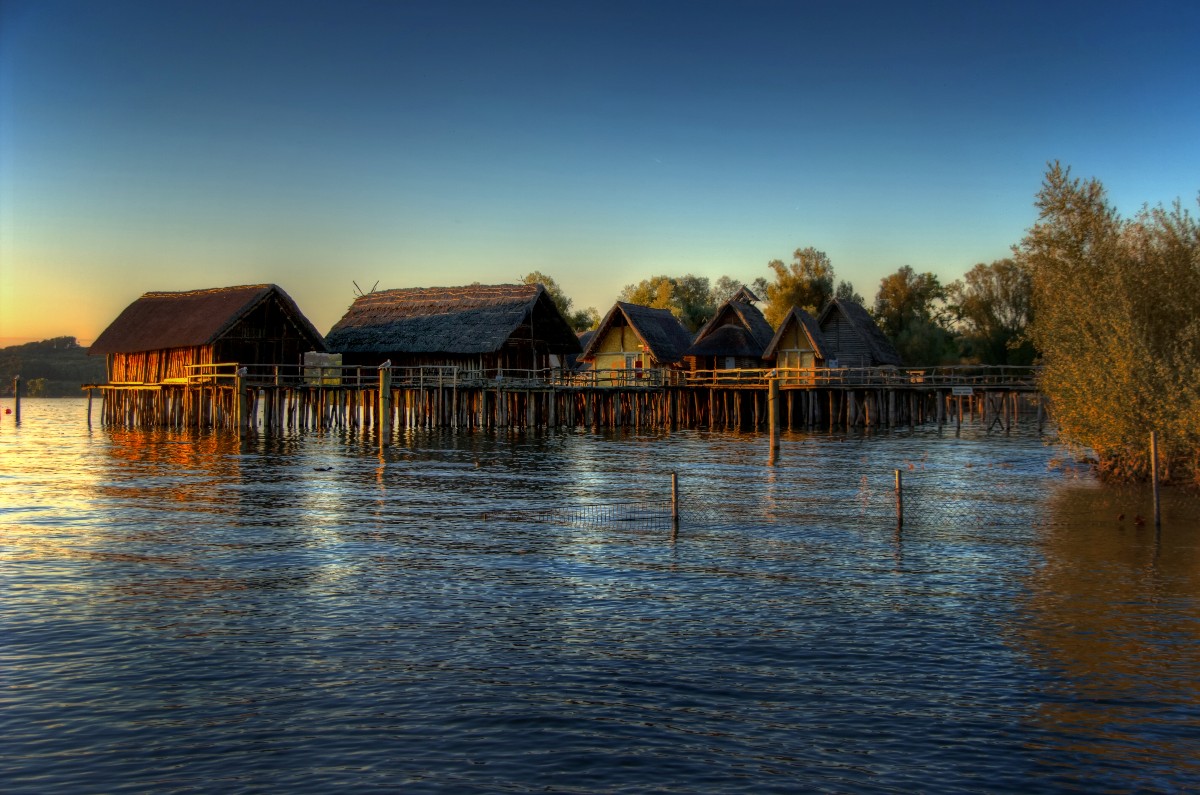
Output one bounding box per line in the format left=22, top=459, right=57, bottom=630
left=592, top=325, right=650, bottom=370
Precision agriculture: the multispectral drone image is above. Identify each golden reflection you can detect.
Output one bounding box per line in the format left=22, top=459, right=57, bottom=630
left=1015, top=483, right=1200, bottom=771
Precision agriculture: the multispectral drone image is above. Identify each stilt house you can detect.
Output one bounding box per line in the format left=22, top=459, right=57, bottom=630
left=762, top=306, right=829, bottom=383
left=89, top=284, right=327, bottom=384
left=578, top=302, right=693, bottom=383
left=816, top=299, right=903, bottom=367
left=323, top=283, right=581, bottom=372
left=684, top=294, right=775, bottom=371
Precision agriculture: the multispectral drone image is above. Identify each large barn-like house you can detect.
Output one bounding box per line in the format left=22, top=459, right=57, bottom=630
left=762, top=306, right=829, bottom=384
left=683, top=292, right=775, bottom=372
left=578, top=302, right=693, bottom=384
left=89, top=284, right=327, bottom=384
left=323, top=283, right=581, bottom=375
left=816, top=299, right=903, bottom=368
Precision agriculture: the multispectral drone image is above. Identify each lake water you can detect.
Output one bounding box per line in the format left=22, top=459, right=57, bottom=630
left=2, top=398, right=1198, bottom=793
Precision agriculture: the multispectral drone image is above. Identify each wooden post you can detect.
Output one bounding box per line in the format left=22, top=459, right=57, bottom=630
left=671, top=471, right=679, bottom=541
left=379, top=365, right=393, bottom=449
left=12, top=375, right=20, bottom=423
left=895, top=469, right=903, bottom=529
left=87, top=388, right=94, bottom=428
left=236, top=371, right=250, bottom=437
left=1151, top=431, right=1161, bottom=529
left=768, top=377, right=780, bottom=463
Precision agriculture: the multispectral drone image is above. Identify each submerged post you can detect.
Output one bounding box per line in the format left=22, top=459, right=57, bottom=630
left=12, top=375, right=20, bottom=423
left=895, top=468, right=903, bottom=529
left=767, top=376, right=780, bottom=464
left=1150, top=431, right=1161, bottom=529
left=671, top=471, right=679, bottom=540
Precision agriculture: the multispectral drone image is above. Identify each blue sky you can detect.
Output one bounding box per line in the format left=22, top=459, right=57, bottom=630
left=2, top=0, right=1197, bottom=344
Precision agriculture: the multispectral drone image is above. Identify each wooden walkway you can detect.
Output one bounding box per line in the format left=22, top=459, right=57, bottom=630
left=85, top=363, right=1043, bottom=436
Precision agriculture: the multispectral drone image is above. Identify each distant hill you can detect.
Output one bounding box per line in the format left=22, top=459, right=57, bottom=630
left=1, top=337, right=107, bottom=397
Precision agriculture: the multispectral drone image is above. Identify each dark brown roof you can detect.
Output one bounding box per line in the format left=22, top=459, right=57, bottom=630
left=686, top=299, right=775, bottom=358
left=89, top=284, right=326, bottom=355
left=324, top=283, right=581, bottom=355
left=817, top=299, right=903, bottom=366
left=762, top=306, right=829, bottom=360
left=580, top=302, right=694, bottom=364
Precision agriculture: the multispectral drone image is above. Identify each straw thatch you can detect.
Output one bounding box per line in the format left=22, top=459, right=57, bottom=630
left=685, top=299, right=774, bottom=359
left=817, top=298, right=902, bottom=366
left=324, top=283, right=580, bottom=355
left=580, top=302, right=694, bottom=365
left=89, top=284, right=326, bottom=355
left=762, top=306, right=829, bottom=361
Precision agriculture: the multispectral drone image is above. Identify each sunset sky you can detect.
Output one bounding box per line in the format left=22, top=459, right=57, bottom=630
left=2, top=0, right=1197, bottom=346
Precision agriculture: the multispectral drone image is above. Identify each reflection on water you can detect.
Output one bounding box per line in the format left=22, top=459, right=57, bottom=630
left=2, top=399, right=1198, bottom=793
left=1019, top=484, right=1200, bottom=788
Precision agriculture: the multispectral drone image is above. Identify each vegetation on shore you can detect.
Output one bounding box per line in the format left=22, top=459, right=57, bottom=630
left=1, top=337, right=106, bottom=397
left=1017, top=163, right=1200, bottom=486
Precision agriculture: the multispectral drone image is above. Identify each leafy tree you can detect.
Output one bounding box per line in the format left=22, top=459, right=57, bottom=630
left=710, top=275, right=773, bottom=307
left=947, top=259, right=1034, bottom=365
left=873, top=265, right=956, bottom=364
left=1016, top=162, right=1200, bottom=484
left=763, top=247, right=836, bottom=326
left=520, top=271, right=599, bottom=332
left=619, top=274, right=715, bottom=332
left=835, top=280, right=864, bottom=304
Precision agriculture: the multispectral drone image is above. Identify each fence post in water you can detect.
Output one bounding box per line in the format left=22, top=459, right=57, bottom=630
left=671, top=471, right=679, bottom=540
left=895, top=469, right=903, bottom=529
left=12, top=375, right=20, bottom=423
left=1151, top=431, right=1161, bottom=529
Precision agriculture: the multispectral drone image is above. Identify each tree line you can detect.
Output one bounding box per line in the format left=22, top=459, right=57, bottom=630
left=1, top=337, right=106, bottom=397
left=523, top=251, right=1035, bottom=368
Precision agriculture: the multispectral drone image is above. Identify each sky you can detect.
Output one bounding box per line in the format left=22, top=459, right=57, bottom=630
left=1, top=0, right=1198, bottom=346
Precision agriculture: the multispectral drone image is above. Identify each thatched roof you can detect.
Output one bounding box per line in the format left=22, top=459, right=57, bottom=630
left=580, top=302, right=693, bottom=364
left=817, top=299, right=903, bottom=366
left=567, top=329, right=596, bottom=370
left=685, top=299, right=774, bottom=358
left=90, top=284, right=326, bottom=355
left=324, top=283, right=581, bottom=355
left=762, top=306, right=829, bottom=360
left=730, top=285, right=760, bottom=304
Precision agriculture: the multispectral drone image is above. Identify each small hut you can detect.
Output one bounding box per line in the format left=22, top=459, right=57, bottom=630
left=89, top=284, right=327, bottom=384
left=762, top=306, right=829, bottom=383
left=816, top=299, right=903, bottom=368
left=684, top=295, right=774, bottom=372
left=578, top=302, right=693, bottom=384
left=324, top=283, right=580, bottom=373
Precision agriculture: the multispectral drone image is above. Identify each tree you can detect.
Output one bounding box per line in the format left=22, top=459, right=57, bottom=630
left=947, top=259, right=1034, bottom=365
left=1016, top=162, right=1200, bottom=484
left=763, top=247, right=836, bottom=326
left=520, top=271, right=599, bottom=332
left=618, top=274, right=715, bottom=332
left=710, top=275, right=773, bottom=307
left=835, top=280, right=863, bottom=305
left=873, top=265, right=956, bottom=364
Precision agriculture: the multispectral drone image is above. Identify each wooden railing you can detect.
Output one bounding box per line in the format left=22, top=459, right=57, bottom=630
left=181, top=363, right=1041, bottom=391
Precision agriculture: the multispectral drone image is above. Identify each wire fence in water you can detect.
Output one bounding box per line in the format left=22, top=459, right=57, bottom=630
left=479, top=466, right=1198, bottom=536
